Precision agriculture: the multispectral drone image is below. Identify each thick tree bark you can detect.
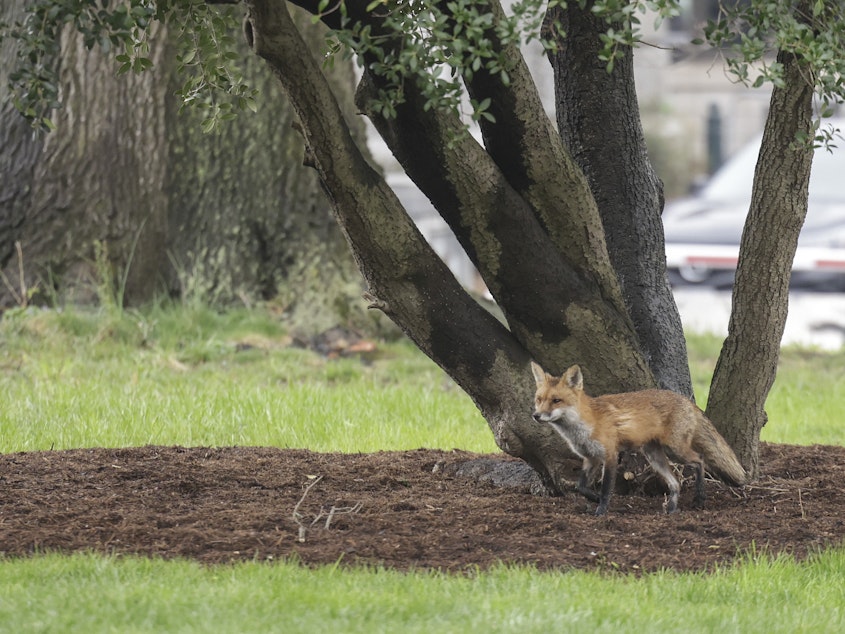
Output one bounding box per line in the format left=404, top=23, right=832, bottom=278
left=706, top=47, right=815, bottom=478
left=357, top=76, right=652, bottom=395
left=0, top=12, right=170, bottom=307
left=162, top=12, right=368, bottom=332
left=0, top=6, right=365, bottom=332
left=546, top=2, right=692, bottom=397
left=323, top=0, right=654, bottom=395
left=451, top=0, right=626, bottom=309
left=0, top=0, right=40, bottom=293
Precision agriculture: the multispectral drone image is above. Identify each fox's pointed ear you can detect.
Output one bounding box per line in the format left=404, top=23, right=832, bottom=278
left=563, top=365, right=583, bottom=390
left=530, top=361, right=547, bottom=387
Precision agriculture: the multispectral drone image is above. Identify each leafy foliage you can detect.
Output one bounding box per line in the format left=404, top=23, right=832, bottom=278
left=167, top=0, right=259, bottom=131
left=698, top=0, right=845, bottom=115
left=324, top=0, right=559, bottom=120
left=0, top=0, right=680, bottom=128
left=326, top=0, right=683, bottom=118
left=586, top=0, right=680, bottom=71
left=2, top=0, right=148, bottom=130
left=2, top=0, right=844, bottom=129
left=1, top=0, right=256, bottom=131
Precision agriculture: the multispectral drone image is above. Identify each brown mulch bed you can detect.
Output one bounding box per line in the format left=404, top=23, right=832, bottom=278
left=1, top=442, right=843, bottom=573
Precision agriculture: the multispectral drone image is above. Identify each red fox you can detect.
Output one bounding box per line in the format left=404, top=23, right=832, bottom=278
left=531, top=362, right=746, bottom=515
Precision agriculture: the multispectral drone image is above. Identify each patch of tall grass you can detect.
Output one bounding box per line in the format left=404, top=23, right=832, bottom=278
left=3, top=308, right=841, bottom=454
left=685, top=334, right=845, bottom=445
left=0, top=304, right=494, bottom=454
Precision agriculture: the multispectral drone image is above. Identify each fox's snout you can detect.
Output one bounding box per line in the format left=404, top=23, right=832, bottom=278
left=532, top=409, right=556, bottom=423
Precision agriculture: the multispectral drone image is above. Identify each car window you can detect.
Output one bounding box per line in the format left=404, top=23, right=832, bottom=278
left=699, top=141, right=758, bottom=203
left=699, top=122, right=845, bottom=204
left=810, top=145, right=845, bottom=201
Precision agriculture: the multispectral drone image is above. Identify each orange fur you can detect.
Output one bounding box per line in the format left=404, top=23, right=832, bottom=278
left=531, top=362, right=745, bottom=515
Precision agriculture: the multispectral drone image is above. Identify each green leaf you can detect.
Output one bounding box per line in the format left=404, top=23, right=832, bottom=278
left=200, top=117, right=216, bottom=133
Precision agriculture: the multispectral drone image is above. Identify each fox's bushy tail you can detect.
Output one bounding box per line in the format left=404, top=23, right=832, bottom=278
left=694, top=414, right=747, bottom=486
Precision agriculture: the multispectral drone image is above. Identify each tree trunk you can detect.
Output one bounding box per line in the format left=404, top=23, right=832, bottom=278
left=546, top=2, right=692, bottom=397
left=0, top=5, right=366, bottom=333
left=0, top=0, right=41, bottom=300
left=244, top=0, right=664, bottom=493
left=161, top=10, right=372, bottom=332
left=0, top=4, right=170, bottom=307
left=705, top=47, right=815, bottom=478
left=336, top=0, right=655, bottom=395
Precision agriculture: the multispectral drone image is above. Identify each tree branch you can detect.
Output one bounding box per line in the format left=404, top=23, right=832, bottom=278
left=243, top=0, right=537, bottom=420
left=546, top=3, right=691, bottom=395
left=457, top=0, right=622, bottom=304
left=286, top=0, right=651, bottom=392
left=706, top=44, right=815, bottom=477
left=357, top=71, right=650, bottom=391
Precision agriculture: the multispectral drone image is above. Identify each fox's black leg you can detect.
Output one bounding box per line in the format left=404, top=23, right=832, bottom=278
left=595, top=460, right=616, bottom=516
left=691, top=461, right=706, bottom=508
left=577, top=469, right=600, bottom=502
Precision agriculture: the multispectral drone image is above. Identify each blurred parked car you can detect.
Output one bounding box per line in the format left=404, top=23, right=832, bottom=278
left=663, top=120, right=845, bottom=290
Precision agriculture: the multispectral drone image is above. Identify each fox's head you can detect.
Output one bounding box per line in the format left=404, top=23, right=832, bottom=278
left=530, top=362, right=584, bottom=424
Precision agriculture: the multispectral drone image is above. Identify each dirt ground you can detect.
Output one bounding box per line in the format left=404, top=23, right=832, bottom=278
left=1, top=443, right=843, bottom=573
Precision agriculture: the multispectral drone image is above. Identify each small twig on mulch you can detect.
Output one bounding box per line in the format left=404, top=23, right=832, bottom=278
left=291, top=475, right=362, bottom=542
left=742, top=482, right=792, bottom=494
left=292, top=475, right=324, bottom=542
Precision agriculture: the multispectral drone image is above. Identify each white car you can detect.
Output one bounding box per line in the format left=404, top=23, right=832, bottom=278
left=663, top=120, right=845, bottom=290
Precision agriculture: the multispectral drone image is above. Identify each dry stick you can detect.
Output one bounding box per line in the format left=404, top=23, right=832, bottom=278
left=16, top=241, right=27, bottom=304
left=292, top=475, right=324, bottom=542
left=0, top=269, right=21, bottom=305
left=291, top=475, right=364, bottom=541
left=322, top=502, right=363, bottom=530
left=0, top=241, right=26, bottom=306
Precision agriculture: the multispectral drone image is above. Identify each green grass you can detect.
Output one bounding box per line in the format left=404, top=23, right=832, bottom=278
left=0, top=551, right=843, bottom=633
left=0, top=304, right=495, bottom=453
left=2, top=305, right=844, bottom=632
left=685, top=333, right=845, bottom=445
left=3, top=310, right=841, bottom=453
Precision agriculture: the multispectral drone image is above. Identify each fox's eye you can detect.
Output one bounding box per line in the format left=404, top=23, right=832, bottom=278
left=551, top=398, right=562, bottom=404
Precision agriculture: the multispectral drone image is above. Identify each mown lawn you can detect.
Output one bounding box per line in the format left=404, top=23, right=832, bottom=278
left=1, top=304, right=843, bottom=633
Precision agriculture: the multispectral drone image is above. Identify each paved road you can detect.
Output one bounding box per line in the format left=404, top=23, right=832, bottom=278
left=673, top=288, right=845, bottom=350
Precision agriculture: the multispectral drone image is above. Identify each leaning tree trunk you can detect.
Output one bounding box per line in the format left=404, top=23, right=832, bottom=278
left=331, top=0, right=655, bottom=395
left=0, top=4, right=366, bottom=333
left=705, top=47, right=815, bottom=478
left=545, top=2, right=692, bottom=397
left=163, top=9, right=371, bottom=333
left=246, top=0, right=659, bottom=493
